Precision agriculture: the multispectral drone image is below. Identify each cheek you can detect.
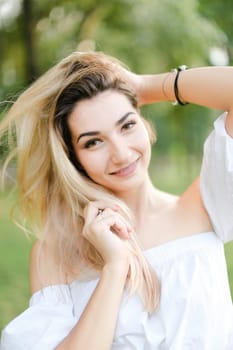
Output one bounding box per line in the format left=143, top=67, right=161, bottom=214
left=136, top=125, right=151, bottom=151
left=137, top=127, right=152, bottom=165
left=77, top=151, right=105, bottom=177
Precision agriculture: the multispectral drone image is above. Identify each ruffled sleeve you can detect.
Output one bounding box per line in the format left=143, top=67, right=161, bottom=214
left=0, top=285, right=78, bottom=350
left=200, top=112, right=233, bottom=243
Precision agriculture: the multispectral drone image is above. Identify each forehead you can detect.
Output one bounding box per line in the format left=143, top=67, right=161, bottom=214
left=68, top=90, right=136, bottom=133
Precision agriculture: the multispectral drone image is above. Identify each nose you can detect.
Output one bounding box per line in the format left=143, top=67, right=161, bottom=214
left=109, top=138, right=133, bottom=165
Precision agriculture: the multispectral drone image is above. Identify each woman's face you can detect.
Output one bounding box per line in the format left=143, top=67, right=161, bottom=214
left=68, top=90, right=151, bottom=195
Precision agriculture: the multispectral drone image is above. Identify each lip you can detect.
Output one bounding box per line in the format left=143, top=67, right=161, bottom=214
left=110, top=158, right=140, bottom=177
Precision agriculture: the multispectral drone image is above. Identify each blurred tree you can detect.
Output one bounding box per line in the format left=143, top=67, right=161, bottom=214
left=22, top=0, right=37, bottom=83
left=199, top=0, right=233, bottom=64
left=0, top=0, right=226, bottom=85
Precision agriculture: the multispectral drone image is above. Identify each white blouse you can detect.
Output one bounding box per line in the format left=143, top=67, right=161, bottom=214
left=1, top=113, right=233, bottom=350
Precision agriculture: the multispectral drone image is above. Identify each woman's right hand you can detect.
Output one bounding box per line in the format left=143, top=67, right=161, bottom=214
left=82, top=202, right=133, bottom=267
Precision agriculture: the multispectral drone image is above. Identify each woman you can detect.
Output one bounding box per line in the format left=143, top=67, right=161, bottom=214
left=0, top=51, right=233, bottom=349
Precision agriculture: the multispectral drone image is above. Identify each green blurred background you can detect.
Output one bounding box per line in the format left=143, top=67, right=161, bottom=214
left=0, top=0, right=233, bottom=331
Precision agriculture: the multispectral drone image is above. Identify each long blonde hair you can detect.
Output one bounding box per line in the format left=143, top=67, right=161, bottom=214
left=0, top=51, right=160, bottom=312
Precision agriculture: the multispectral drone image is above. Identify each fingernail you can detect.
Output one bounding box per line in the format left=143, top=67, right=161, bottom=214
left=112, top=205, right=120, bottom=211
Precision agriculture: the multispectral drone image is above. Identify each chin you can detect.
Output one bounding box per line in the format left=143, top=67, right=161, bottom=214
left=111, top=176, right=148, bottom=195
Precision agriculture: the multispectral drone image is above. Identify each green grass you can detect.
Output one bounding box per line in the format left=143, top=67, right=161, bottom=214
left=0, top=173, right=233, bottom=332
left=225, top=242, right=233, bottom=296
left=0, top=192, right=33, bottom=331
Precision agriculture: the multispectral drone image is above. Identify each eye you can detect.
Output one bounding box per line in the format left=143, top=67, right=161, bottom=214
left=84, top=138, right=102, bottom=149
left=121, top=120, right=136, bottom=131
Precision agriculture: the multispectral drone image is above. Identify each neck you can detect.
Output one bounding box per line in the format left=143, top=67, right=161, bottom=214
left=116, top=175, right=157, bottom=227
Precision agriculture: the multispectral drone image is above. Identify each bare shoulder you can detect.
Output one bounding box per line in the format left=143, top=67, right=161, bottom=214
left=160, top=190, right=179, bottom=204
left=153, top=187, right=179, bottom=209
left=179, top=176, right=213, bottom=231
left=180, top=176, right=204, bottom=207
left=30, top=240, right=67, bottom=295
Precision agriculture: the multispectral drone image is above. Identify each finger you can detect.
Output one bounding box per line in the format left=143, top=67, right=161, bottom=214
left=90, top=200, right=121, bottom=214
left=111, top=223, right=130, bottom=239
left=84, top=201, right=115, bottom=220
left=97, top=208, right=104, bottom=217
left=101, top=212, right=131, bottom=239
left=110, top=218, right=130, bottom=239
left=84, top=204, right=132, bottom=239
left=83, top=202, right=100, bottom=225
left=103, top=208, right=133, bottom=236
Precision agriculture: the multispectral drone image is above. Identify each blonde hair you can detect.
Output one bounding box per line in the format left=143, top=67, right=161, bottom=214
left=0, top=51, right=160, bottom=312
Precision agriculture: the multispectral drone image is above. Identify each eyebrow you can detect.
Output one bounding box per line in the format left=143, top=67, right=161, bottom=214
left=76, top=111, right=136, bottom=143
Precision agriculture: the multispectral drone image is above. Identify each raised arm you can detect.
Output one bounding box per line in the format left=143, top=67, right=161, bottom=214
left=56, top=263, right=129, bottom=350
left=55, top=204, right=131, bottom=350
left=121, top=66, right=233, bottom=136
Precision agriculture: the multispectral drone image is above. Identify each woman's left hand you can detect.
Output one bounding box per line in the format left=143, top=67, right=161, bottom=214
left=115, top=63, right=171, bottom=106
left=115, top=66, right=144, bottom=105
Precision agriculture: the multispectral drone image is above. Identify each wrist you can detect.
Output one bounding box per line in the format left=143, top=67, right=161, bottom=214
left=103, top=260, right=130, bottom=280
left=138, top=73, right=175, bottom=106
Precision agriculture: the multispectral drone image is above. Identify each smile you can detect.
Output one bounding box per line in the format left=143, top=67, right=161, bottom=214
left=110, top=158, right=140, bottom=177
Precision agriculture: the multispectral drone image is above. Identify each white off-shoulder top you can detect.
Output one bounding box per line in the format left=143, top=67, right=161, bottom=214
left=1, top=113, right=233, bottom=350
